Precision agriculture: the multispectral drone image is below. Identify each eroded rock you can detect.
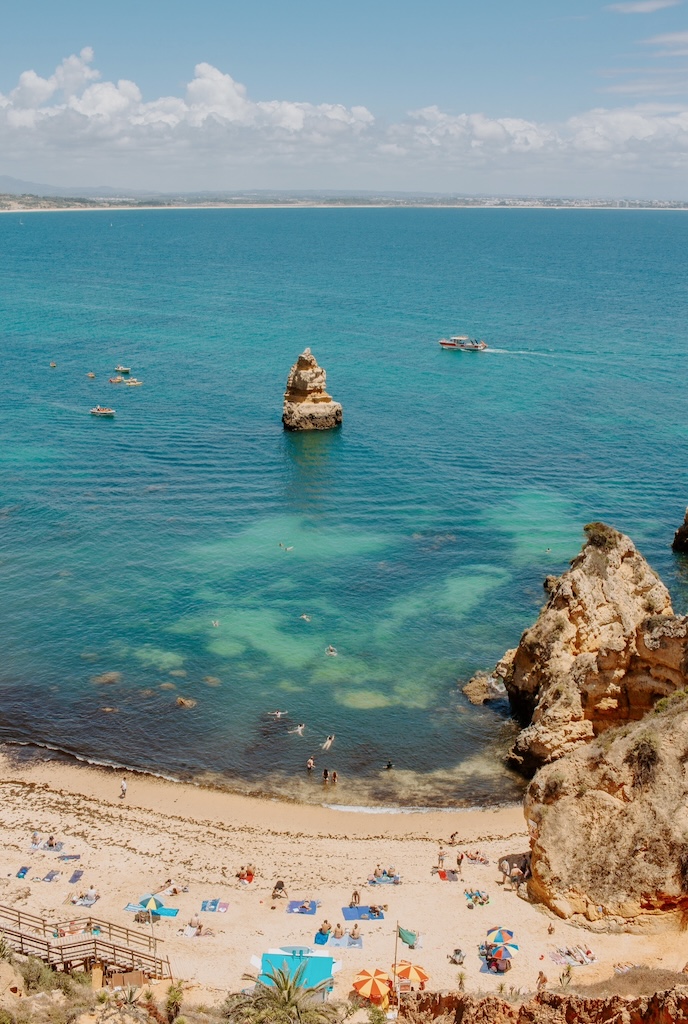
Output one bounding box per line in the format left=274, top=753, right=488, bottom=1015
left=672, top=508, right=688, bottom=554
left=484, top=523, right=687, bottom=773
left=282, top=348, right=342, bottom=431
left=525, top=695, right=688, bottom=926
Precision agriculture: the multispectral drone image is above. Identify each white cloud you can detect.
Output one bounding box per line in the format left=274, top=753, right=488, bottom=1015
left=642, top=29, right=688, bottom=54
left=607, top=0, right=681, bottom=12
left=2, top=49, right=688, bottom=195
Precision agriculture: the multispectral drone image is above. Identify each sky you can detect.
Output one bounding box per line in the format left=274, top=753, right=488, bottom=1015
left=2, top=0, right=688, bottom=196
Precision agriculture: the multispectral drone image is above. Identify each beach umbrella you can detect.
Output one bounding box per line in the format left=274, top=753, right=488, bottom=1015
left=352, top=969, right=391, bottom=1001
left=489, top=945, right=516, bottom=961
left=486, top=927, right=515, bottom=945
left=392, top=962, right=429, bottom=985
left=137, top=895, right=164, bottom=957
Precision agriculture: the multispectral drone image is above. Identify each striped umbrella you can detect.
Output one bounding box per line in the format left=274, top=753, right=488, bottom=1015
left=352, top=969, right=391, bottom=1001
left=486, top=928, right=515, bottom=945
left=489, top=945, right=516, bottom=961
left=138, top=895, right=164, bottom=912
left=392, top=962, right=429, bottom=985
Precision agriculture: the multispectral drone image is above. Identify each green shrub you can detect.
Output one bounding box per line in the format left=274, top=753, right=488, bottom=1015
left=584, top=522, right=620, bottom=551
left=0, top=933, right=14, bottom=964
left=0, top=1008, right=15, bottom=1024
left=166, top=981, right=184, bottom=1022
left=19, top=956, right=57, bottom=992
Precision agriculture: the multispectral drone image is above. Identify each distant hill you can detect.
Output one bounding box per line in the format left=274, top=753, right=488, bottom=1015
left=0, top=175, right=159, bottom=198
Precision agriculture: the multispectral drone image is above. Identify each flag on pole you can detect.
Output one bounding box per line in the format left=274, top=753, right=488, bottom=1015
left=398, top=925, right=418, bottom=948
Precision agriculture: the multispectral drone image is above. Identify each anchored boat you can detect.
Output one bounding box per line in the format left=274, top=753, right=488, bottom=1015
left=90, top=406, right=115, bottom=417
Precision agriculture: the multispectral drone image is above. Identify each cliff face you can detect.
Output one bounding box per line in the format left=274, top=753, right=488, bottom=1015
left=495, top=523, right=687, bottom=774
left=282, top=348, right=343, bottom=431
left=524, top=696, right=688, bottom=925
left=672, top=508, right=688, bottom=553
left=405, top=986, right=688, bottom=1022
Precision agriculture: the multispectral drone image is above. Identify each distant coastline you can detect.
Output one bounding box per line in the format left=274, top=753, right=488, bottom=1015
left=2, top=195, right=688, bottom=214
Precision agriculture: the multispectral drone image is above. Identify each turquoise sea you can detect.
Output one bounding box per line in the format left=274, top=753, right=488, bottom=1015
left=1, top=208, right=687, bottom=807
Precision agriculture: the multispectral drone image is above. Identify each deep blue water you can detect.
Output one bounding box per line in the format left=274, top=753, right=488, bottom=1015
left=1, top=208, right=687, bottom=806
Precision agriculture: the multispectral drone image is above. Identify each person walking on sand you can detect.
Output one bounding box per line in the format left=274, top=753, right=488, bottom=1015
left=120, top=777, right=127, bottom=800
left=537, top=971, right=548, bottom=991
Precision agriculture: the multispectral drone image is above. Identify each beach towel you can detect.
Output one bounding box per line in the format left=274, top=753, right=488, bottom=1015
left=314, top=931, right=330, bottom=945
left=43, top=870, right=60, bottom=882
left=73, top=895, right=98, bottom=907
left=368, top=874, right=400, bottom=885
left=287, top=900, right=318, bottom=915
left=69, top=870, right=84, bottom=885
left=201, top=899, right=219, bottom=912
left=327, top=935, right=348, bottom=947
left=58, top=854, right=80, bottom=862
left=124, top=903, right=144, bottom=913
left=342, top=906, right=385, bottom=921
left=218, top=902, right=229, bottom=913
left=155, top=907, right=179, bottom=917
left=16, top=867, right=29, bottom=879
left=348, top=935, right=363, bottom=948
left=42, top=842, right=64, bottom=852
left=183, top=925, right=197, bottom=938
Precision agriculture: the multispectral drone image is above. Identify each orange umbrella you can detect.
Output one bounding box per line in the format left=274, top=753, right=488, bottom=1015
left=352, top=969, right=392, bottom=1000
left=392, top=961, right=430, bottom=985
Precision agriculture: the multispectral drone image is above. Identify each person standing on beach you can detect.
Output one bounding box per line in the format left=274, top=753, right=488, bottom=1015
left=306, top=757, right=315, bottom=772
left=120, top=777, right=127, bottom=800
left=437, top=846, right=447, bottom=869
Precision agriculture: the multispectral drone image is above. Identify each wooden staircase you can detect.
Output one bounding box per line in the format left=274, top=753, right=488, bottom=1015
left=0, top=904, right=173, bottom=979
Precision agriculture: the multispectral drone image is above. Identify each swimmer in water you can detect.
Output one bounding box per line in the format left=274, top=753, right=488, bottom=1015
left=306, top=757, right=315, bottom=771
left=385, top=760, right=394, bottom=770
left=290, top=723, right=306, bottom=735
left=326, top=645, right=337, bottom=656
left=268, top=710, right=288, bottom=718
left=212, top=620, right=219, bottom=628
left=322, top=734, right=335, bottom=751
left=300, top=614, right=311, bottom=622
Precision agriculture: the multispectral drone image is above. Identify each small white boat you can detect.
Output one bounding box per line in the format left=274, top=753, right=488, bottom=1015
left=90, top=406, right=115, bottom=417
left=109, top=376, right=123, bottom=384
left=114, top=365, right=131, bottom=374
left=124, top=378, right=143, bottom=386
left=439, top=335, right=488, bottom=351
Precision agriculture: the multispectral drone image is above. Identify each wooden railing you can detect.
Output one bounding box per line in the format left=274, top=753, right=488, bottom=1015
left=0, top=925, right=172, bottom=979
left=0, top=904, right=172, bottom=980
left=0, top=905, right=162, bottom=954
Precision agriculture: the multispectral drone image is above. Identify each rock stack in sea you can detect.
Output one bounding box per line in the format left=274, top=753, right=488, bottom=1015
left=282, top=348, right=342, bottom=431
left=672, top=507, right=688, bottom=553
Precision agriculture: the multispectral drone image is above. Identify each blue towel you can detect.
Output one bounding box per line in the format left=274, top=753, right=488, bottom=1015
left=327, top=935, right=348, bottom=947
left=16, top=867, right=29, bottom=879
left=368, top=875, right=400, bottom=885
left=59, top=854, right=81, bottom=862
left=69, top=870, right=84, bottom=885
left=342, top=906, right=384, bottom=921
left=43, top=870, right=60, bottom=882
left=201, top=899, right=219, bottom=912
left=287, top=900, right=318, bottom=915
left=42, top=842, right=64, bottom=852
left=155, top=907, right=179, bottom=917
left=348, top=935, right=363, bottom=948
left=314, top=931, right=330, bottom=945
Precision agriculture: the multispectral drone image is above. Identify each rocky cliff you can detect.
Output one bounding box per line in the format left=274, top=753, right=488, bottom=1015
left=482, top=523, right=687, bottom=774
left=282, top=348, right=343, bottom=431
left=524, top=694, right=688, bottom=925
left=672, top=508, right=688, bottom=553
left=404, top=986, right=688, bottom=1022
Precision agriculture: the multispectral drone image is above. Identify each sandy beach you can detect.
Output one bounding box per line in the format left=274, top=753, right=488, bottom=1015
left=0, top=750, right=681, bottom=1009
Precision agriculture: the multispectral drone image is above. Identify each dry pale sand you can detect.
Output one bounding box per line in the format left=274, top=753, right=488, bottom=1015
left=0, top=751, right=680, bottom=1007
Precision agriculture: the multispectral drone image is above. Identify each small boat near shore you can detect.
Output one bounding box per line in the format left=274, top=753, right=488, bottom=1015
left=124, top=378, right=143, bottom=386
left=90, top=406, right=115, bottom=417
left=86, top=372, right=96, bottom=379
left=439, top=335, right=488, bottom=351
left=114, top=365, right=131, bottom=374
left=109, top=376, right=123, bottom=384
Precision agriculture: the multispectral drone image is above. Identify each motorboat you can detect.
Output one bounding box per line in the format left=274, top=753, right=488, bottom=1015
left=114, top=365, right=131, bottom=374
left=90, top=406, right=115, bottom=417
left=439, top=336, right=488, bottom=351
left=124, top=378, right=143, bottom=386
left=49, top=362, right=56, bottom=368
left=87, top=372, right=96, bottom=379
left=109, top=376, right=123, bottom=384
